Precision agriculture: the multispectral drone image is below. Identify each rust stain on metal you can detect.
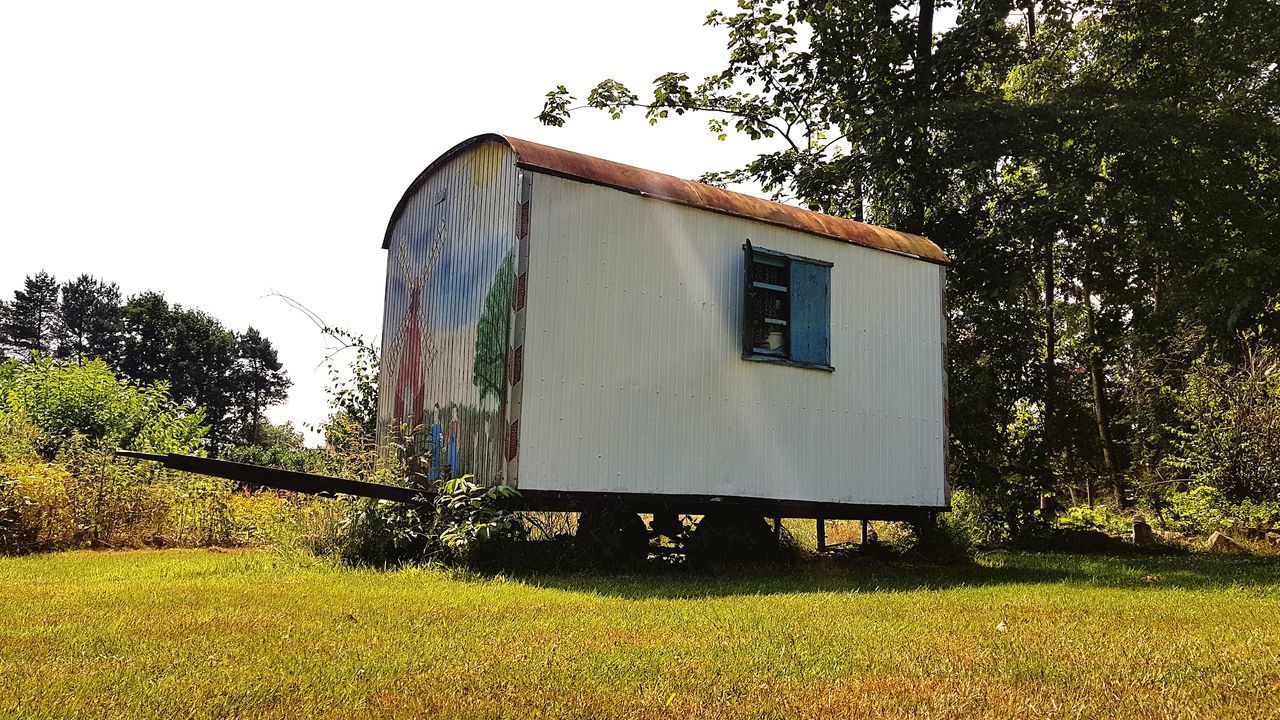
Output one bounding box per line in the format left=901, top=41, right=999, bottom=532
left=384, top=133, right=948, bottom=265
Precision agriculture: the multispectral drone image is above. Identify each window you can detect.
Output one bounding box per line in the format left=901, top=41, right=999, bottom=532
left=742, top=240, right=833, bottom=370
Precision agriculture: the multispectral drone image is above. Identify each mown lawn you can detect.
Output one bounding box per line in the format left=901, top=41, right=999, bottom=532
left=2, top=549, right=1278, bottom=719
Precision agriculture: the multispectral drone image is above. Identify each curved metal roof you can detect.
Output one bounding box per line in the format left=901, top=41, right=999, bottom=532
left=382, top=133, right=948, bottom=265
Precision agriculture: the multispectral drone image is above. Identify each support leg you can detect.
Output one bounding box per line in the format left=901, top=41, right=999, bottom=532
left=816, top=518, right=826, bottom=552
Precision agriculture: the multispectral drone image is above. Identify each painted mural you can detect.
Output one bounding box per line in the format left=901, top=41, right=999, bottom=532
left=377, top=143, right=519, bottom=485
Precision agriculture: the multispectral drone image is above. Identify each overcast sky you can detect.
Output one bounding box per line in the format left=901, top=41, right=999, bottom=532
left=1, top=1, right=953, bottom=441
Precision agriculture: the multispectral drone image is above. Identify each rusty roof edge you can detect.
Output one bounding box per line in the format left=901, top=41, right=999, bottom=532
left=514, top=159, right=949, bottom=266
left=382, top=133, right=949, bottom=266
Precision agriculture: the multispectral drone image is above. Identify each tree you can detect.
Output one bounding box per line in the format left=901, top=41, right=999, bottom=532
left=168, top=308, right=239, bottom=450
left=120, top=291, right=174, bottom=385
left=57, top=274, right=124, bottom=364
left=2, top=272, right=62, bottom=356
left=231, top=327, right=291, bottom=445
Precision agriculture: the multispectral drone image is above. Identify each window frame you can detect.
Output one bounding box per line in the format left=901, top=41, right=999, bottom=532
left=741, top=240, right=835, bottom=372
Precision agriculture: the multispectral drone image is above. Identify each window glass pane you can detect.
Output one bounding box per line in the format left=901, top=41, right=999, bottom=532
left=752, top=257, right=788, bottom=288
left=748, top=287, right=788, bottom=354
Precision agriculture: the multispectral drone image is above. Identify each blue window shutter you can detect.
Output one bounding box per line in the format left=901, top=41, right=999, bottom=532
left=790, top=261, right=830, bottom=366
left=741, top=240, right=753, bottom=356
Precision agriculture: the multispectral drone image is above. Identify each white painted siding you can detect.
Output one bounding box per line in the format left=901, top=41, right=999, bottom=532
left=518, top=172, right=947, bottom=508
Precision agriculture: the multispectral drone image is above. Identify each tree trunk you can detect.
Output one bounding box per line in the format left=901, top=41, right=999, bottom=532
left=1025, top=1, right=1037, bottom=49
left=1043, top=236, right=1056, bottom=477
left=917, top=0, right=934, bottom=93
left=910, top=0, right=935, bottom=234
left=1083, top=287, right=1124, bottom=506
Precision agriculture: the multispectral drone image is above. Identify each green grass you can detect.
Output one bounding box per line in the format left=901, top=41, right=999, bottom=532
left=2, top=549, right=1279, bottom=719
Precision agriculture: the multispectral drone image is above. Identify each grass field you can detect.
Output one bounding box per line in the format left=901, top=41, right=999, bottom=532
left=2, top=549, right=1279, bottom=719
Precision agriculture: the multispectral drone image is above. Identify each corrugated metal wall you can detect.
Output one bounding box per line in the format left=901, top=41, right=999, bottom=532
left=517, top=172, right=947, bottom=508
left=377, top=141, right=520, bottom=484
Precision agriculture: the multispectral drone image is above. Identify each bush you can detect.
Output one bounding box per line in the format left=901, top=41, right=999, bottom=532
left=1155, top=485, right=1280, bottom=535
left=219, top=422, right=334, bottom=475
left=945, top=489, right=1048, bottom=547
left=434, top=476, right=526, bottom=561
left=0, top=355, right=205, bottom=457
left=1056, top=504, right=1134, bottom=536
left=332, top=475, right=527, bottom=569
left=0, top=408, right=337, bottom=553
left=1163, top=339, right=1280, bottom=503
left=336, top=498, right=438, bottom=568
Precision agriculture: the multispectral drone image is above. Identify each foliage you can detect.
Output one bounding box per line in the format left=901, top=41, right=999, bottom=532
left=1056, top=503, right=1134, bottom=537
left=219, top=422, right=333, bottom=475
left=2, top=274, right=293, bottom=452
left=317, top=326, right=380, bottom=447
left=0, top=271, right=61, bottom=355
left=119, top=290, right=173, bottom=384
left=0, top=354, right=206, bottom=457
left=945, top=487, right=1046, bottom=547
left=56, top=274, right=124, bottom=363
left=0, top=364, right=334, bottom=555
left=1163, top=338, right=1280, bottom=502
left=231, top=328, right=292, bottom=446
left=0, top=410, right=313, bottom=553
left=333, top=475, right=526, bottom=569
left=336, top=498, right=438, bottom=568
left=434, top=475, right=526, bottom=558
left=1155, top=485, right=1280, bottom=535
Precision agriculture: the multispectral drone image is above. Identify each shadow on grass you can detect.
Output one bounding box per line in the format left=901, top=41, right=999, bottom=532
left=498, top=550, right=1280, bottom=600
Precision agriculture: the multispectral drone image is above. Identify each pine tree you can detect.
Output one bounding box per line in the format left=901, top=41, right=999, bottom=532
left=1, top=272, right=62, bottom=355
left=58, top=274, right=124, bottom=363
left=232, top=327, right=291, bottom=445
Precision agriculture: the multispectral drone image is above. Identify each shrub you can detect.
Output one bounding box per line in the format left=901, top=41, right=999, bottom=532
left=1163, top=339, right=1280, bottom=503
left=0, top=408, right=324, bottom=552
left=0, top=355, right=206, bottom=457
left=1056, top=504, right=1133, bottom=536
left=336, top=498, right=438, bottom=568
left=219, top=422, right=335, bottom=475
left=434, top=476, right=526, bottom=561
left=945, top=488, right=1048, bottom=547
left=332, top=475, right=527, bottom=569
left=1156, top=485, right=1280, bottom=535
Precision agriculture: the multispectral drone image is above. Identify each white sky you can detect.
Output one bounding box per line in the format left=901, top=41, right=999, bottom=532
left=2, top=1, right=956, bottom=442
left=0, top=1, right=774, bottom=440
